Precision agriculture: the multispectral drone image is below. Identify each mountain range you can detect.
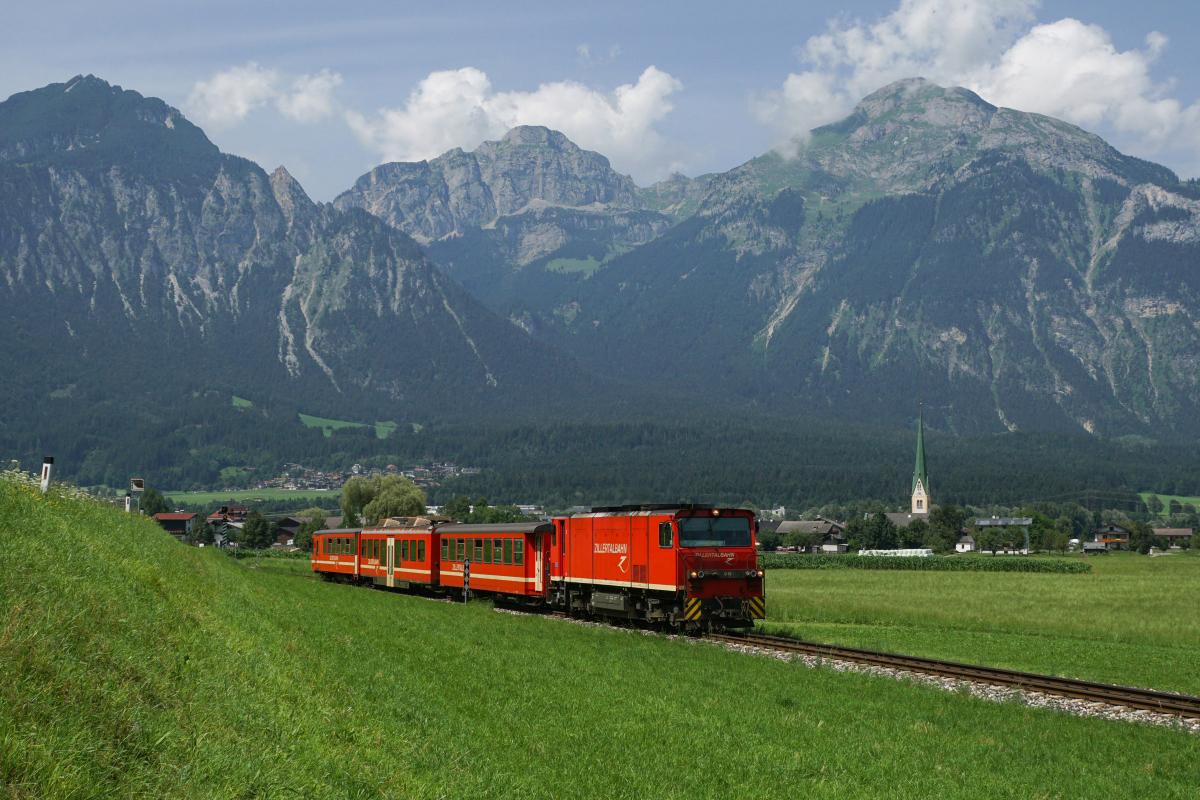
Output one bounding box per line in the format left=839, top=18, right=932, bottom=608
left=2, top=73, right=1200, bottom=485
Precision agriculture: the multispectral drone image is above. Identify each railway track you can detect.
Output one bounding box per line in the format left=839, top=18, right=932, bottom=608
left=708, top=631, right=1200, bottom=720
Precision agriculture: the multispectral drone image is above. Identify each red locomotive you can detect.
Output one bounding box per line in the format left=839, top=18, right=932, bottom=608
left=311, top=503, right=764, bottom=631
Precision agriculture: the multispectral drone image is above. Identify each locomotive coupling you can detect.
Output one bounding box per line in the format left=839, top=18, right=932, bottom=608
left=688, top=569, right=764, bottom=579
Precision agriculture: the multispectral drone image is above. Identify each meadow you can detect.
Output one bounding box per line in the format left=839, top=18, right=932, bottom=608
left=163, top=487, right=340, bottom=505
left=297, top=412, right=397, bottom=439
left=762, top=552, right=1200, bottom=695
left=2, top=475, right=1198, bottom=798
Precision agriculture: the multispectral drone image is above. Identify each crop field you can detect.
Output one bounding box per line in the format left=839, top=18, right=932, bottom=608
left=163, top=487, right=340, bottom=505
left=762, top=552, right=1200, bottom=696
left=2, top=478, right=1198, bottom=798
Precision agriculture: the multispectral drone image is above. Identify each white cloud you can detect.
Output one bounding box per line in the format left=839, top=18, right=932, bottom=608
left=187, top=63, right=280, bottom=130
left=186, top=63, right=343, bottom=130
left=346, top=66, right=686, bottom=182
left=276, top=69, right=343, bottom=124
left=757, top=0, right=1200, bottom=173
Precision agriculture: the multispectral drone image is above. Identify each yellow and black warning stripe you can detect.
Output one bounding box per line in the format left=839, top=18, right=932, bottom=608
left=746, top=596, right=766, bottom=619
left=683, top=598, right=703, bottom=621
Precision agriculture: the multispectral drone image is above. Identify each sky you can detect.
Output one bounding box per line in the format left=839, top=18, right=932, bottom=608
left=5, top=0, right=1200, bottom=201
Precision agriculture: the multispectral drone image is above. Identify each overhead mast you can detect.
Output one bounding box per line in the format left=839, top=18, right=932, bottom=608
left=911, top=403, right=929, bottom=515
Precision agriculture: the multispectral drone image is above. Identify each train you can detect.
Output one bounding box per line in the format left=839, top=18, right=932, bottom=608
left=311, top=503, right=765, bottom=631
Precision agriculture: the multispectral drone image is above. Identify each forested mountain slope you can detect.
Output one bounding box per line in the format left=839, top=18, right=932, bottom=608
left=0, top=77, right=596, bottom=480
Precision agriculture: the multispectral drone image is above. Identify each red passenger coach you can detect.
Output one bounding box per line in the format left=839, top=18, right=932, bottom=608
left=311, top=528, right=363, bottom=580
left=436, top=522, right=554, bottom=600
left=549, top=504, right=764, bottom=630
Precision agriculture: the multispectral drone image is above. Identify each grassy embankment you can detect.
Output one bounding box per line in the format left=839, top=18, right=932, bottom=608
left=763, top=552, right=1200, bottom=696
left=3, top=474, right=1198, bottom=798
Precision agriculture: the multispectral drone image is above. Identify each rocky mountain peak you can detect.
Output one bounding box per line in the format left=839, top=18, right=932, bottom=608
left=335, top=125, right=644, bottom=241
left=846, top=78, right=997, bottom=137
left=0, top=73, right=218, bottom=178
left=494, top=125, right=579, bottom=152
left=270, top=165, right=316, bottom=225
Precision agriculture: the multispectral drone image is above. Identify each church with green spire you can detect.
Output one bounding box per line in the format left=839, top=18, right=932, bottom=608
left=911, top=407, right=930, bottom=515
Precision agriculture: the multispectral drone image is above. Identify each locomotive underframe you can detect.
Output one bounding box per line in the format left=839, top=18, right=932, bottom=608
left=547, top=581, right=757, bottom=631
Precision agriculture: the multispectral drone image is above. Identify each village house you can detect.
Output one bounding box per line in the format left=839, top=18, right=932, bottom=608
left=1090, top=523, right=1131, bottom=551
left=1152, top=527, right=1194, bottom=547
left=152, top=512, right=197, bottom=541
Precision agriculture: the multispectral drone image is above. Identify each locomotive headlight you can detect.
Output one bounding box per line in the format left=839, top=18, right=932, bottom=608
left=757, top=570, right=764, bottom=578
left=689, top=570, right=699, bottom=579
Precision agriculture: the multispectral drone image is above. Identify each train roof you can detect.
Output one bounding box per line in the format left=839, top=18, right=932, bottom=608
left=315, top=528, right=362, bottom=535
left=584, top=503, right=720, bottom=514
left=437, top=521, right=555, bottom=534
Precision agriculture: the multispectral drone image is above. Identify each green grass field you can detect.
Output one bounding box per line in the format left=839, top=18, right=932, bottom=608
left=3, top=474, right=1199, bottom=798
left=298, top=413, right=397, bottom=439
left=163, top=487, right=339, bottom=505
left=762, top=552, right=1200, bottom=695
left=1140, top=491, right=1200, bottom=516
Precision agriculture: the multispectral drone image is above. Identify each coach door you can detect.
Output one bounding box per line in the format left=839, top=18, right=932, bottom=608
left=386, top=538, right=395, bottom=588
left=535, top=533, right=544, bottom=593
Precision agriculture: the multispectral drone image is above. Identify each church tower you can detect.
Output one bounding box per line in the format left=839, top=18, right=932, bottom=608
left=911, top=406, right=930, bottom=515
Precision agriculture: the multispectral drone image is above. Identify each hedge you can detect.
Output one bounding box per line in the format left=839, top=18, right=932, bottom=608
left=758, top=553, right=1091, bottom=573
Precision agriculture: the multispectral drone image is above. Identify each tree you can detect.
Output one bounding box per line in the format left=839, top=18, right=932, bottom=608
left=442, top=495, right=472, bottom=520
left=899, top=518, right=928, bottom=548
left=1146, top=494, right=1164, bottom=515
left=783, top=528, right=821, bottom=552
left=293, top=508, right=327, bottom=553
left=757, top=529, right=783, bottom=551
left=240, top=509, right=273, bottom=550
left=186, top=518, right=214, bottom=546
left=1128, top=521, right=1155, bottom=555
left=928, top=505, right=967, bottom=552
left=341, top=474, right=426, bottom=527
left=850, top=512, right=897, bottom=550
left=974, top=527, right=1000, bottom=554
left=140, top=487, right=171, bottom=516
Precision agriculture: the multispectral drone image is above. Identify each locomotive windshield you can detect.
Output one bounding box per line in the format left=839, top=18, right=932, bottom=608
left=677, top=515, right=753, bottom=548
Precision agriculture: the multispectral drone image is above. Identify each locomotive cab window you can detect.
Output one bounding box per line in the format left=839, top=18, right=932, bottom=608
left=677, top=515, right=753, bottom=548
left=658, top=521, right=672, bottom=548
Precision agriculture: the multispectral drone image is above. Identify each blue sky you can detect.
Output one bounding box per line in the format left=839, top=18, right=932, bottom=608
left=6, top=1, right=1199, bottom=200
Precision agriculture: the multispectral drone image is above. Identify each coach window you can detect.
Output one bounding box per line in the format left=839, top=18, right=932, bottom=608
left=474, top=538, right=483, bottom=563
left=493, top=538, right=503, bottom=563
left=418, top=541, right=426, bottom=562
left=503, top=538, right=513, bottom=565
left=441, top=539, right=448, bottom=560
left=454, top=538, right=463, bottom=562
left=659, top=521, right=672, bottom=548
left=398, top=540, right=405, bottom=561
left=484, top=539, right=492, bottom=564
left=514, top=539, right=524, bottom=566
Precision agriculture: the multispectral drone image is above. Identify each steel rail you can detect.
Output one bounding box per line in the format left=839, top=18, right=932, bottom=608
left=708, top=631, right=1200, bottom=719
